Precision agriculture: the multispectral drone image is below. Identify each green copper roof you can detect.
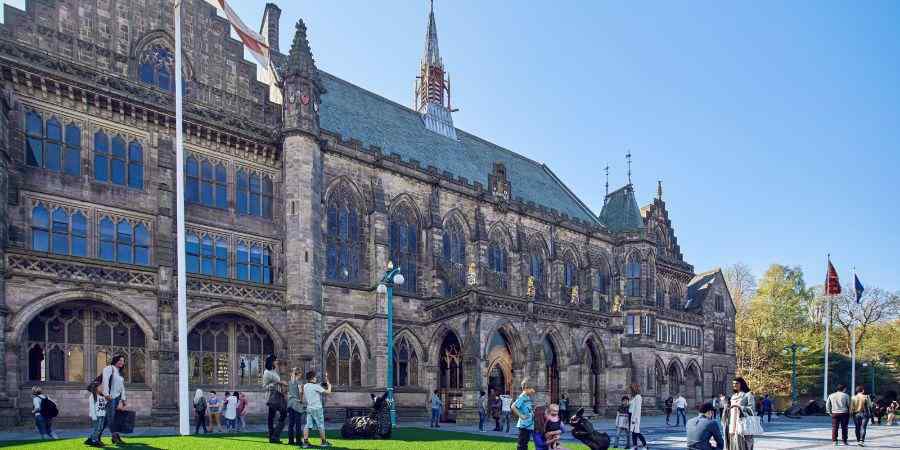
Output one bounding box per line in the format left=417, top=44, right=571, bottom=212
left=317, top=72, right=599, bottom=224
left=598, top=185, right=645, bottom=233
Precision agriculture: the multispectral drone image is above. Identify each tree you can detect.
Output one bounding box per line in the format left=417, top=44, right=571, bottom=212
left=832, top=288, right=900, bottom=355
left=723, top=263, right=756, bottom=316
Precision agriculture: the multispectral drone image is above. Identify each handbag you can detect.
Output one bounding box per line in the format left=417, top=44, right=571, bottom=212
left=114, top=409, right=136, bottom=434
left=737, top=408, right=765, bottom=435
left=267, top=389, right=286, bottom=410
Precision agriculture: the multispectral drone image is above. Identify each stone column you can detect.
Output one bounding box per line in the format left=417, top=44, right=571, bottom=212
left=0, top=88, right=17, bottom=426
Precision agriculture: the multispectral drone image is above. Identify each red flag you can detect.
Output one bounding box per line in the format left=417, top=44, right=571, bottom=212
left=825, top=260, right=841, bottom=296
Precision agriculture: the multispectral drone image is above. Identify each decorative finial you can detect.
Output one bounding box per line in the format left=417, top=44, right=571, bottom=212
left=604, top=165, right=610, bottom=205
left=626, top=151, right=632, bottom=185
left=657, top=180, right=663, bottom=200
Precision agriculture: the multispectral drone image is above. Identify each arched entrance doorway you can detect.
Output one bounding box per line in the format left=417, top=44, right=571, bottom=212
left=486, top=330, right=513, bottom=397
left=543, top=336, right=559, bottom=404
left=668, top=362, right=682, bottom=397
left=685, top=362, right=702, bottom=405
left=24, top=301, right=148, bottom=385
left=438, top=331, right=464, bottom=422
left=188, top=314, right=275, bottom=388
left=585, top=338, right=603, bottom=413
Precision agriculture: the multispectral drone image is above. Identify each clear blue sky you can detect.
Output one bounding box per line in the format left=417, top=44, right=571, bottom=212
left=5, top=1, right=898, bottom=291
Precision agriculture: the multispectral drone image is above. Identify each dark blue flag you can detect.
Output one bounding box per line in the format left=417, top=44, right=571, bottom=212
left=854, top=274, right=864, bottom=304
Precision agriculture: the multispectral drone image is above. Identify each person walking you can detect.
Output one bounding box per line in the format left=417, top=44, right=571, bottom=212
left=761, top=394, right=773, bottom=423
left=500, top=392, right=513, bottom=433
left=722, top=377, right=756, bottom=450
left=302, top=370, right=332, bottom=448
left=193, top=389, right=209, bottom=434
left=99, top=355, right=128, bottom=444
left=287, top=367, right=307, bottom=446
left=86, top=383, right=108, bottom=446
left=629, top=383, right=647, bottom=449
left=664, top=395, right=674, bottom=425
left=236, top=392, right=249, bottom=431
left=613, top=395, right=631, bottom=450
left=491, top=390, right=502, bottom=431
left=262, top=354, right=288, bottom=443
left=224, top=391, right=238, bottom=432
left=430, top=390, right=443, bottom=428
left=827, top=384, right=851, bottom=446
left=478, top=390, right=487, bottom=432
left=31, top=386, right=57, bottom=440
left=675, top=393, right=688, bottom=428
left=560, top=394, right=569, bottom=422
left=207, top=391, right=222, bottom=432
left=687, top=402, right=725, bottom=450
left=511, top=378, right=536, bottom=450
left=851, top=385, right=873, bottom=446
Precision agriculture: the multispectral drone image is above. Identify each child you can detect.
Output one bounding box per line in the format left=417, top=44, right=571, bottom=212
left=511, top=378, right=536, bottom=450
left=544, top=404, right=566, bottom=450
left=614, top=395, right=631, bottom=449
left=87, top=384, right=108, bottom=447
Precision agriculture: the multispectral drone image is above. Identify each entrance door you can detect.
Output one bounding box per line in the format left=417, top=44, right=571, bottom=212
left=438, top=332, right=464, bottom=422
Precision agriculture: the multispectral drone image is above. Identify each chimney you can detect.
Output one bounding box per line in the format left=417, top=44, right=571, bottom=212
left=260, top=3, right=282, bottom=54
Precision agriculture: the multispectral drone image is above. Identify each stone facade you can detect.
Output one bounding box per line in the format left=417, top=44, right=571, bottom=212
left=0, top=0, right=735, bottom=426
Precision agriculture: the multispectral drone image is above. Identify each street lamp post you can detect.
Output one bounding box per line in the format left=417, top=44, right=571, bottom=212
left=783, top=343, right=805, bottom=405
left=377, top=261, right=405, bottom=429
left=863, top=361, right=876, bottom=395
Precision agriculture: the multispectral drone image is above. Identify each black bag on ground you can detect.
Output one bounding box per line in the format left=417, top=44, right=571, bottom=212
left=39, top=396, right=59, bottom=419
left=114, top=410, right=136, bottom=434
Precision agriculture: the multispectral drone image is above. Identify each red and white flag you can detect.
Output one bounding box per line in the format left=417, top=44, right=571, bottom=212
left=212, top=0, right=270, bottom=68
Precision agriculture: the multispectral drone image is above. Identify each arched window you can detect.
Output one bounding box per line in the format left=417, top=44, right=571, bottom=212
left=394, top=336, right=418, bottom=387
left=543, top=337, right=560, bottom=403
left=326, top=185, right=362, bottom=283
left=655, top=226, right=667, bottom=257
left=94, top=131, right=109, bottom=182
left=595, top=267, right=609, bottom=296
left=51, top=208, right=69, bottom=255
left=625, top=255, right=642, bottom=297
left=94, top=133, right=141, bottom=188
left=325, top=331, right=363, bottom=388
left=562, top=253, right=579, bottom=303
left=31, top=205, right=50, bottom=252
left=72, top=212, right=87, bottom=257
left=186, top=156, right=199, bottom=203
left=236, top=169, right=271, bottom=218
left=441, top=219, right=466, bottom=297
left=188, top=315, right=274, bottom=387
left=657, top=283, right=665, bottom=307
left=236, top=242, right=273, bottom=284
left=138, top=45, right=175, bottom=93
left=486, top=240, right=509, bottom=293
left=97, top=218, right=149, bottom=265
left=64, top=123, right=81, bottom=176
left=528, top=245, right=546, bottom=299
left=25, top=111, right=43, bottom=167
left=438, top=332, right=463, bottom=390
left=670, top=284, right=681, bottom=310
left=45, top=117, right=61, bottom=172
left=186, top=235, right=227, bottom=277
left=389, top=206, right=418, bottom=295
left=27, top=302, right=147, bottom=384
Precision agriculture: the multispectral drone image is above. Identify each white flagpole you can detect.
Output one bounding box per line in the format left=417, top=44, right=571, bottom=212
left=174, top=0, right=190, bottom=436
left=850, top=267, right=856, bottom=392
left=823, top=257, right=831, bottom=401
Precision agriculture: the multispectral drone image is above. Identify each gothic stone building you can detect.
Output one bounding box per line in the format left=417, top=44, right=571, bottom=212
left=0, top=1, right=736, bottom=425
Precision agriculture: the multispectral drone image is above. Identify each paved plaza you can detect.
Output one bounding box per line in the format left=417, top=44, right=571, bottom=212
left=1, top=414, right=898, bottom=449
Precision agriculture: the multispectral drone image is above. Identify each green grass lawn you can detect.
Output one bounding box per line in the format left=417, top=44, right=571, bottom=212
left=0, top=428, right=621, bottom=449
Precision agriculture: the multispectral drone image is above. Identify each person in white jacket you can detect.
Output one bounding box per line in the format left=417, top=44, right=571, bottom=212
left=629, top=383, right=646, bottom=449
left=99, top=355, right=127, bottom=445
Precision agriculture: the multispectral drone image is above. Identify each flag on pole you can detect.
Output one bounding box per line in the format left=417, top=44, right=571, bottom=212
left=825, top=259, right=841, bottom=296
left=854, top=274, right=864, bottom=304
left=213, top=0, right=271, bottom=68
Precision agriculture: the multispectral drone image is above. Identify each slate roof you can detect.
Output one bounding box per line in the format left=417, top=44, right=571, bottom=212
left=684, top=268, right=720, bottom=310
left=598, top=185, right=645, bottom=233
left=317, top=71, right=599, bottom=224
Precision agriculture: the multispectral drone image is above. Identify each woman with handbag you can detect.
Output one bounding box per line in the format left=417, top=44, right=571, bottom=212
left=722, top=377, right=759, bottom=450
left=99, top=355, right=128, bottom=445
left=262, top=354, right=288, bottom=444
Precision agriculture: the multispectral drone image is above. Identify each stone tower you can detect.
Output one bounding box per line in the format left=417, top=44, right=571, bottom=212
left=281, top=20, right=327, bottom=371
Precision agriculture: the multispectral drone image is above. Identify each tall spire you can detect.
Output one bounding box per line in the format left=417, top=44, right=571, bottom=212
left=626, top=151, right=633, bottom=185
left=415, top=0, right=457, bottom=139
left=423, top=0, right=441, bottom=67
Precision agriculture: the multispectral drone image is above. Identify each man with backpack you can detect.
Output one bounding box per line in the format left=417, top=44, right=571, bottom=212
left=31, top=386, right=59, bottom=439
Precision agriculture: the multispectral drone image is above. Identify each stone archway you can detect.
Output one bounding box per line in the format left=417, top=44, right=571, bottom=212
left=437, top=330, right=464, bottom=422
left=485, top=329, right=514, bottom=397
left=685, top=360, right=703, bottom=406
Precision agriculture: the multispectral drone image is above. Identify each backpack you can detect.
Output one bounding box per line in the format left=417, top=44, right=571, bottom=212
left=38, top=395, right=59, bottom=419
left=195, top=398, right=207, bottom=414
